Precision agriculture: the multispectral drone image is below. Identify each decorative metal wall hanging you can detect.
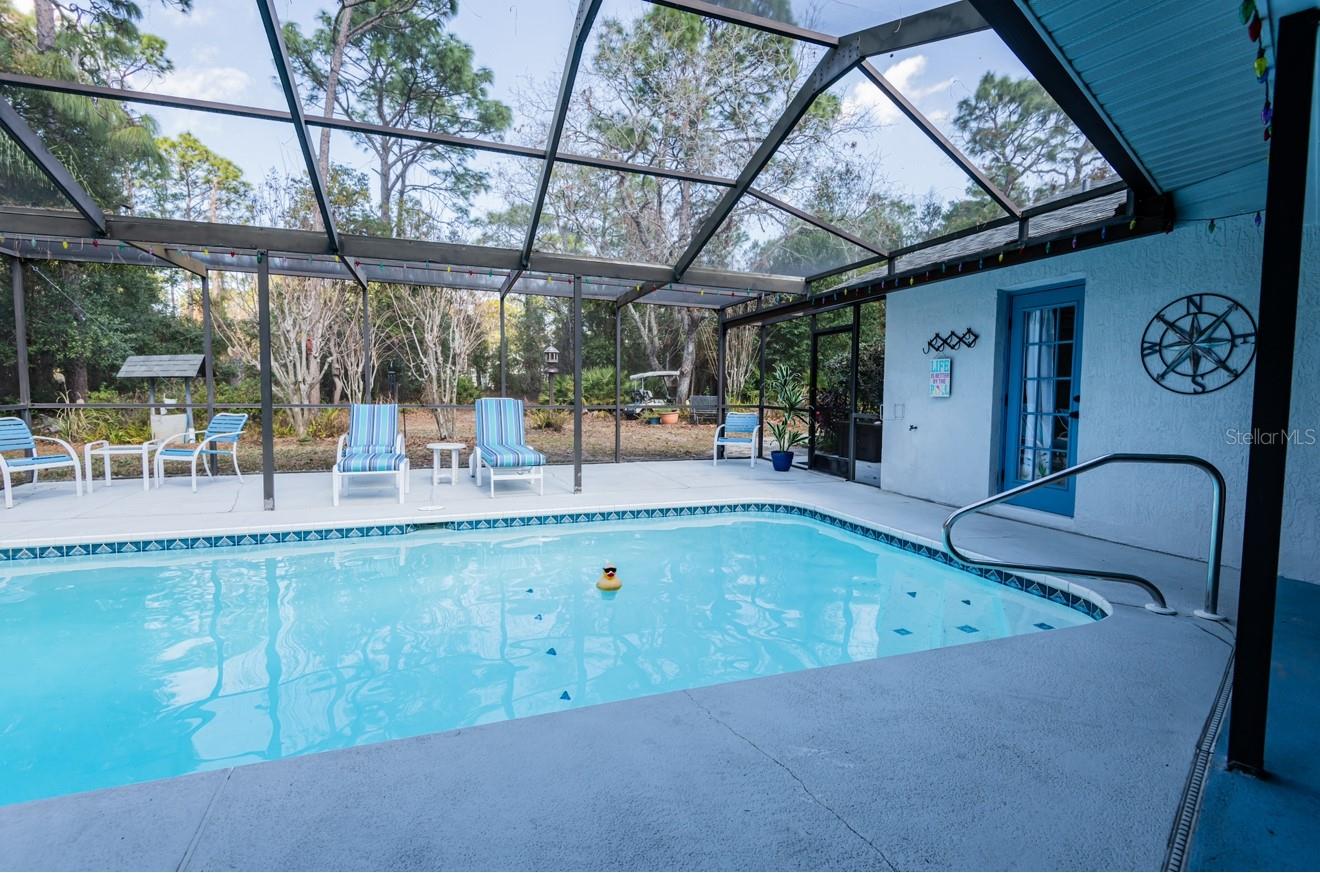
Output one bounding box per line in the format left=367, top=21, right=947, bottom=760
left=922, top=327, right=979, bottom=354
left=1141, top=293, right=1257, bottom=395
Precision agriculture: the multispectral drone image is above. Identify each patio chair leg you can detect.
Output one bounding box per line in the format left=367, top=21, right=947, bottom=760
left=332, top=470, right=340, bottom=506
left=397, top=467, right=405, bottom=504
left=73, top=460, right=82, bottom=497
left=141, top=450, right=150, bottom=491
left=490, top=467, right=496, bottom=498
left=191, top=458, right=199, bottom=493
left=231, top=449, right=242, bottom=482
left=3, top=471, right=11, bottom=509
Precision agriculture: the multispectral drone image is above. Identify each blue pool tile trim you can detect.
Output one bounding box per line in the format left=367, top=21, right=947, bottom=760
left=0, top=503, right=1107, bottom=620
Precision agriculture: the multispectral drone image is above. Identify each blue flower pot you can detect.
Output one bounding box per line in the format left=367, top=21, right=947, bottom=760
left=770, top=450, right=794, bottom=472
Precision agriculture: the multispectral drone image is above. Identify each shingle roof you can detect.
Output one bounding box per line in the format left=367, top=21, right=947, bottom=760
left=116, top=355, right=206, bottom=379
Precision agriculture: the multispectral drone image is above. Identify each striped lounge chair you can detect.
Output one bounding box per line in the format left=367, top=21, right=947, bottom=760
left=713, top=411, right=760, bottom=468
left=154, top=412, right=248, bottom=492
left=0, top=416, right=82, bottom=508
left=332, top=403, right=410, bottom=506
left=471, top=398, right=545, bottom=497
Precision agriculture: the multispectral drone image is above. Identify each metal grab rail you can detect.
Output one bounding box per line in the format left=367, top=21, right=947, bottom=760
left=941, top=453, right=1227, bottom=620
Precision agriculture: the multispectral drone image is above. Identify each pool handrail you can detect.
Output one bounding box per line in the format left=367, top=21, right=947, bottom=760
left=941, top=452, right=1227, bottom=620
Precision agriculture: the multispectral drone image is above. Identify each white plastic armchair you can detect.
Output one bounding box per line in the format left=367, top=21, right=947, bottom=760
left=713, top=411, right=761, bottom=469
left=0, top=417, right=83, bottom=508
left=153, top=412, right=249, bottom=492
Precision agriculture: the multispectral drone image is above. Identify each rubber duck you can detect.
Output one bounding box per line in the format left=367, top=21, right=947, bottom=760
left=596, top=564, right=622, bottom=591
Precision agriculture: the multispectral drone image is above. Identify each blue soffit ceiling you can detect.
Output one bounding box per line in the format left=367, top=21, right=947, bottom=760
left=1020, top=0, right=1278, bottom=218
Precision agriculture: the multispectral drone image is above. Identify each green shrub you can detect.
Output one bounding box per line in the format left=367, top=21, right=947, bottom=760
left=528, top=408, right=568, bottom=432
left=456, top=375, right=479, bottom=404
left=543, top=367, right=617, bottom=406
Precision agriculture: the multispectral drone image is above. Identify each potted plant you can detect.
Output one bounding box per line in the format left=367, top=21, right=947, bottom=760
left=765, top=362, right=808, bottom=472
left=657, top=407, right=680, bottom=425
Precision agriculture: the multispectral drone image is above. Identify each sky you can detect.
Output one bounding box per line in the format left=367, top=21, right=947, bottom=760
left=9, top=0, right=1039, bottom=232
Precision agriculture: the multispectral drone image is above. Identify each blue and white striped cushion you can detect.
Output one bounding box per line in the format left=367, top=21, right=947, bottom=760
left=480, top=443, right=546, bottom=468
left=337, top=450, right=407, bottom=473
left=475, top=398, right=527, bottom=447
left=347, top=404, right=398, bottom=450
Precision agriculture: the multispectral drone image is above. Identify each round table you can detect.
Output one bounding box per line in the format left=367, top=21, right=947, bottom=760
left=427, top=442, right=465, bottom=487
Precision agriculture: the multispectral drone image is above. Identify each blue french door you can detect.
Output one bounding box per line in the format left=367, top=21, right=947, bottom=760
left=1001, top=285, right=1084, bottom=515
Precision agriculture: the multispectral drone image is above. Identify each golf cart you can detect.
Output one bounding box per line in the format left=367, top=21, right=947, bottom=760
left=623, top=371, right=679, bottom=420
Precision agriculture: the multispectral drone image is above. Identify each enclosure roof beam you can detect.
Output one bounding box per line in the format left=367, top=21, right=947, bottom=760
left=256, top=0, right=366, bottom=291
left=722, top=192, right=1168, bottom=326
left=858, top=60, right=1019, bottom=219
left=126, top=242, right=207, bottom=277
left=498, top=269, right=523, bottom=299
left=521, top=0, right=605, bottom=268
left=965, top=0, right=1159, bottom=199
left=0, top=73, right=735, bottom=186
left=614, top=280, right=667, bottom=309
left=747, top=189, right=887, bottom=256
left=667, top=1, right=988, bottom=289
left=0, top=95, right=107, bottom=235
left=0, top=73, right=894, bottom=256
left=0, top=207, right=807, bottom=296
left=642, top=0, right=838, bottom=47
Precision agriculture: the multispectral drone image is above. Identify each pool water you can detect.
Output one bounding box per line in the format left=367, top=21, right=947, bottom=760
left=0, top=513, right=1093, bottom=806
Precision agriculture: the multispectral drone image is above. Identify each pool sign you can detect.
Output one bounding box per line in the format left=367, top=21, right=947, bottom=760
left=930, top=357, right=952, bottom=397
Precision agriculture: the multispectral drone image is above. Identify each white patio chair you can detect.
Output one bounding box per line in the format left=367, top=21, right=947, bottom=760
left=713, top=411, right=760, bottom=468
left=0, top=416, right=83, bottom=508
left=154, top=412, right=248, bottom=492
left=332, top=403, right=410, bottom=505
left=471, top=398, right=545, bottom=497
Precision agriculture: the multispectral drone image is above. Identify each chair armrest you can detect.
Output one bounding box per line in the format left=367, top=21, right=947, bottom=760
left=714, top=424, right=726, bottom=439
left=84, top=439, right=110, bottom=452
left=31, top=434, right=79, bottom=458
left=155, top=431, right=190, bottom=452
left=394, top=434, right=405, bottom=453
left=336, top=434, right=348, bottom=461
left=198, top=431, right=244, bottom=452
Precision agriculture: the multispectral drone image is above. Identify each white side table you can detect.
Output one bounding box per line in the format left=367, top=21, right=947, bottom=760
left=84, top=440, right=156, bottom=493
left=428, top=442, right=464, bottom=487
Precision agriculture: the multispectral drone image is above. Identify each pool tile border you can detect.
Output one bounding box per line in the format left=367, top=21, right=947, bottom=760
left=0, top=503, right=1107, bottom=621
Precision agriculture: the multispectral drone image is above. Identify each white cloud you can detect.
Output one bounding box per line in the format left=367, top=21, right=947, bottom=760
left=154, top=66, right=252, bottom=102
left=843, top=54, right=956, bottom=125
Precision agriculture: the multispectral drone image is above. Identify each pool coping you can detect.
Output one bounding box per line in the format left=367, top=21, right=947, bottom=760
left=0, top=498, right=1112, bottom=622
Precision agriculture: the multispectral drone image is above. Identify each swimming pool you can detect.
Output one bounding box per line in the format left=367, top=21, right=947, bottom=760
left=0, top=509, right=1100, bottom=806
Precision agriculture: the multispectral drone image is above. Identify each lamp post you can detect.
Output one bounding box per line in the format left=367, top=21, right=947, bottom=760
left=544, top=345, right=559, bottom=401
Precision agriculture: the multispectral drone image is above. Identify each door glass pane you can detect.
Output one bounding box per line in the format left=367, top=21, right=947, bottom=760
left=811, top=331, right=851, bottom=473
left=1018, top=448, right=1035, bottom=481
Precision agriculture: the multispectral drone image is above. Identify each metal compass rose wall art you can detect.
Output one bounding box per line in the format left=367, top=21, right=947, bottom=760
left=1141, top=294, right=1257, bottom=395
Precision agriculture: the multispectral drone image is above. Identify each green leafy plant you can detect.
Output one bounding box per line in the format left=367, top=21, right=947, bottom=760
left=528, top=408, right=568, bottom=432
left=765, top=362, right=808, bottom=453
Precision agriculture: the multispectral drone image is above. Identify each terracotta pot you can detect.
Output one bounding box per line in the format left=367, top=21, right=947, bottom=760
left=659, top=411, right=680, bottom=425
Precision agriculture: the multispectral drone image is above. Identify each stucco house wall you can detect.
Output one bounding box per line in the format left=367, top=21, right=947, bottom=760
left=880, top=214, right=1318, bottom=584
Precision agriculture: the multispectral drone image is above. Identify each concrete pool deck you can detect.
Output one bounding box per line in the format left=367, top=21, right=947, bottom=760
left=0, top=462, right=1240, bottom=870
